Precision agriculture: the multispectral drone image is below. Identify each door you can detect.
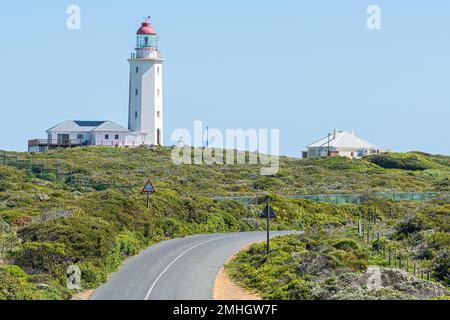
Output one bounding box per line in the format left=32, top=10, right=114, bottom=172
left=57, top=134, right=70, bottom=145
left=157, top=129, right=161, bottom=146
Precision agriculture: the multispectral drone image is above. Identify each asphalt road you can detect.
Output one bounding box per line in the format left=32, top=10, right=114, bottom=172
left=91, top=231, right=299, bottom=300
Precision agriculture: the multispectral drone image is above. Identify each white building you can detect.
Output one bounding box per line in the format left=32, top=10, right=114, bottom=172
left=128, top=19, right=164, bottom=146
left=28, top=120, right=139, bottom=153
left=303, top=130, right=387, bottom=159
left=28, top=18, right=164, bottom=152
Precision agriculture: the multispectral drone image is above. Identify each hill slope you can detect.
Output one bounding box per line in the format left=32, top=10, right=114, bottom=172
left=0, top=147, right=448, bottom=300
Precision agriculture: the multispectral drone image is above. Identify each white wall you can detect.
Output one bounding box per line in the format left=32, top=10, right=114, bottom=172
left=128, top=58, right=164, bottom=146
left=92, top=132, right=128, bottom=146
left=307, top=147, right=382, bottom=159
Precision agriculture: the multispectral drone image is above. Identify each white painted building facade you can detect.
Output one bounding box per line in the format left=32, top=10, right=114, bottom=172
left=303, top=130, right=387, bottom=159
left=128, top=19, right=164, bottom=146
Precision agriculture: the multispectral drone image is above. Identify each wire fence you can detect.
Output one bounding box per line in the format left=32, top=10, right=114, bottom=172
left=1, top=151, right=446, bottom=202
left=357, top=207, right=439, bottom=284
left=213, top=192, right=442, bottom=205
left=1, top=151, right=133, bottom=191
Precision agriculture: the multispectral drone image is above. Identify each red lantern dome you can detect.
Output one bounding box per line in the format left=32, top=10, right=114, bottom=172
left=137, top=21, right=157, bottom=35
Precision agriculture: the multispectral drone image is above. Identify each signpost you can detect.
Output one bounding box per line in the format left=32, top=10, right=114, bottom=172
left=259, top=198, right=276, bottom=255
left=141, top=180, right=156, bottom=209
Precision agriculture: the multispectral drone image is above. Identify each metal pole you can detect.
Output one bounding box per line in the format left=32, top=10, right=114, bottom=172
left=266, top=201, right=270, bottom=255
left=327, top=133, right=331, bottom=156
left=146, top=192, right=150, bottom=209
left=206, top=126, right=209, bottom=148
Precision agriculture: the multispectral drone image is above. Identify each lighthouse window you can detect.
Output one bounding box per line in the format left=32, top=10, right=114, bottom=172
left=157, top=89, right=160, bottom=97
left=136, top=89, right=139, bottom=96
left=135, top=111, right=138, bottom=119
left=157, top=67, right=160, bottom=75
left=157, top=111, right=161, bottom=118
left=136, top=67, right=139, bottom=73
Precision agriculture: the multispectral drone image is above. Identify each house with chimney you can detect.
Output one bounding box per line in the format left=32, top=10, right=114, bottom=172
left=303, top=130, right=387, bottom=159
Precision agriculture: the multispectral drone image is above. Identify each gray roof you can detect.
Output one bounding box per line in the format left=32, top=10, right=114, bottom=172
left=308, top=131, right=379, bottom=149
left=47, top=120, right=129, bottom=133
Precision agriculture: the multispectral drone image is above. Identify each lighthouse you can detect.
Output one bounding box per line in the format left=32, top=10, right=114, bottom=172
left=128, top=18, right=164, bottom=146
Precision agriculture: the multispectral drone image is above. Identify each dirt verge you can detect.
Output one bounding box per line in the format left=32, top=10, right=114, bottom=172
left=213, top=245, right=262, bottom=300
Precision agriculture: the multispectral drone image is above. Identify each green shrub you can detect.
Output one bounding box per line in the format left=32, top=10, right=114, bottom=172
left=0, top=266, right=43, bottom=300
left=366, top=153, right=441, bottom=171
left=15, top=242, right=70, bottom=276
left=19, top=214, right=117, bottom=263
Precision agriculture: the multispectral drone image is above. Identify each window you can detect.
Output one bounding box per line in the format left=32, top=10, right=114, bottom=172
left=115, top=134, right=119, bottom=140
left=157, top=111, right=161, bottom=118
left=157, top=66, right=160, bottom=75
left=105, top=134, right=109, bottom=140
left=136, top=89, right=139, bottom=96
left=77, top=134, right=83, bottom=140
left=135, top=111, right=138, bottom=119
left=157, top=89, right=160, bottom=97
left=136, top=67, right=139, bottom=73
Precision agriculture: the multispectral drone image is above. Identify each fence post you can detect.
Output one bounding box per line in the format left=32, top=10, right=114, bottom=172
left=413, top=264, right=416, bottom=276
left=377, top=232, right=381, bottom=252
left=374, top=207, right=377, bottom=225
left=394, top=250, right=397, bottom=268
left=357, top=217, right=361, bottom=237
left=388, top=246, right=391, bottom=266
left=361, top=209, right=365, bottom=238
left=367, top=218, right=370, bottom=242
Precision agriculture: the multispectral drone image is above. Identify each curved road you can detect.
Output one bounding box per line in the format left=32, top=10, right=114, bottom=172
left=92, top=231, right=298, bottom=300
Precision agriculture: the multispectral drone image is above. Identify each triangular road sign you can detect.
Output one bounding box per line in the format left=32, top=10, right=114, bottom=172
left=259, top=204, right=276, bottom=219
left=141, top=180, right=156, bottom=194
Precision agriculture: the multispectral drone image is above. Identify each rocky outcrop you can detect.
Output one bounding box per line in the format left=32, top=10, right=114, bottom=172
left=311, top=266, right=449, bottom=300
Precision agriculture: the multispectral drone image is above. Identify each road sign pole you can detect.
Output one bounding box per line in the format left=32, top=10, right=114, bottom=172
left=266, top=200, right=270, bottom=255
left=146, top=192, right=150, bottom=209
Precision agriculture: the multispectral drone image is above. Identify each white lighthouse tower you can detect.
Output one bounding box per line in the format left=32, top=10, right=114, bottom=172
left=128, top=18, right=164, bottom=146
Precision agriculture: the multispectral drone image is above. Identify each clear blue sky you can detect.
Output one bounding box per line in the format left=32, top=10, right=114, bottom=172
left=0, top=0, right=449, bottom=156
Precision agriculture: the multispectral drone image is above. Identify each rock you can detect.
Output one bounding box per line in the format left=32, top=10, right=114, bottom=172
left=365, top=266, right=382, bottom=290
left=312, top=267, right=449, bottom=300
left=34, top=210, right=72, bottom=223
left=35, top=194, right=50, bottom=201
left=37, top=283, right=49, bottom=290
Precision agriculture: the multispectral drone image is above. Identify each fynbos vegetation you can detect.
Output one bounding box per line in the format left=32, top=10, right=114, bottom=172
left=0, top=147, right=449, bottom=300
